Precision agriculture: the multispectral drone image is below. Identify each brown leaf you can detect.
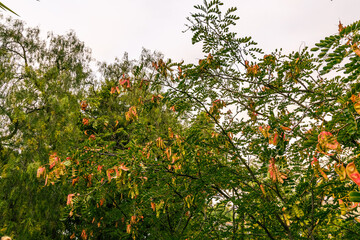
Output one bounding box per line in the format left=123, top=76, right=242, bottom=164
left=338, top=21, right=345, bottom=33
left=80, top=101, right=88, bottom=110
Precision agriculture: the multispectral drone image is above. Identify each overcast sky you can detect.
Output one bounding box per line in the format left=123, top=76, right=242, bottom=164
left=3, top=0, right=360, bottom=64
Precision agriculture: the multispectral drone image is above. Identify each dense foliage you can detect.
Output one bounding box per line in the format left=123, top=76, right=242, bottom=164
left=0, top=15, right=91, bottom=239
left=1, top=0, right=360, bottom=239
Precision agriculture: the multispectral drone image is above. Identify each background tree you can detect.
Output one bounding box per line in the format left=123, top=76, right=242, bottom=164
left=0, top=16, right=92, bottom=239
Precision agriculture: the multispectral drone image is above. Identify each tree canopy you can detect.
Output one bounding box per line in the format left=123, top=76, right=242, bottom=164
left=1, top=0, right=360, bottom=239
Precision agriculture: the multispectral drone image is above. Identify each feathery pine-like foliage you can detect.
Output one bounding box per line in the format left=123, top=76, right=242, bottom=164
left=0, top=16, right=92, bottom=239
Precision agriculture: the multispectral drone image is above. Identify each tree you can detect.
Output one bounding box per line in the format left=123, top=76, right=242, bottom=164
left=1, top=0, right=358, bottom=239
left=0, top=16, right=92, bottom=239
left=146, top=1, right=360, bottom=239
left=41, top=50, right=200, bottom=239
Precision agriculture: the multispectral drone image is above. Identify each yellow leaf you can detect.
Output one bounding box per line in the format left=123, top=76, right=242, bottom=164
left=259, top=125, right=270, bottom=138
left=354, top=102, right=360, bottom=114
left=168, top=128, right=174, bottom=139
left=352, top=43, right=360, bottom=57
left=339, top=199, right=346, bottom=215
left=334, top=163, right=347, bottom=181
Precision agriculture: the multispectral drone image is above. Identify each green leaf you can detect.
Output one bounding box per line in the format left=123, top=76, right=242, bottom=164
left=349, top=192, right=360, bottom=202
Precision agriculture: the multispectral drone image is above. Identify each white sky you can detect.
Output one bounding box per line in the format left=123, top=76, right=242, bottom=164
left=3, top=0, right=360, bottom=64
